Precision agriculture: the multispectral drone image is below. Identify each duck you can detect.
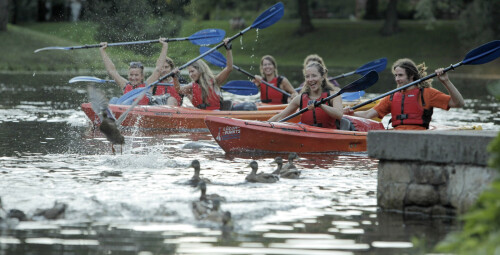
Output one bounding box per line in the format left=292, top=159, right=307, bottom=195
left=271, top=157, right=301, bottom=179
left=282, top=152, right=299, bottom=172
left=191, top=181, right=225, bottom=221
left=87, top=85, right=124, bottom=154
left=33, top=201, right=67, bottom=220
left=188, top=160, right=211, bottom=187
left=0, top=197, right=28, bottom=222
left=245, top=161, right=279, bottom=183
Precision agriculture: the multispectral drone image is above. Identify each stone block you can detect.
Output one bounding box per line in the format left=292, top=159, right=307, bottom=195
left=378, top=161, right=412, bottom=183
left=378, top=182, right=407, bottom=211
left=405, top=184, right=439, bottom=206
left=412, top=164, right=448, bottom=185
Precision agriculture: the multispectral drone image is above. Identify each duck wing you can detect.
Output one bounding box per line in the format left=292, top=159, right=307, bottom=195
left=87, top=85, right=111, bottom=122
left=281, top=169, right=301, bottom=179
left=256, top=173, right=279, bottom=183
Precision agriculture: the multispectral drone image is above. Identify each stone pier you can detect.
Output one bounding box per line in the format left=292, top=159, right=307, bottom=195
left=368, top=130, right=498, bottom=217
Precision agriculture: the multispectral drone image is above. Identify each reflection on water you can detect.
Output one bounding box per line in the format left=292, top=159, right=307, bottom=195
left=0, top=73, right=498, bottom=254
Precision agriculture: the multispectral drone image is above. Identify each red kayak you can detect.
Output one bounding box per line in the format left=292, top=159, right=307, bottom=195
left=81, top=103, right=301, bottom=130
left=204, top=116, right=385, bottom=153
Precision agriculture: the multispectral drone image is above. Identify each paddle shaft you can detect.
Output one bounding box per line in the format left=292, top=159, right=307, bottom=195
left=233, top=65, right=291, bottom=97
left=278, top=90, right=343, bottom=122
left=330, top=71, right=355, bottom=80
left=351, top=64, right=457, bottom=110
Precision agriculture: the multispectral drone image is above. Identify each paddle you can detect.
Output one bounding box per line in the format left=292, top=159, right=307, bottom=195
left=331, top=58, right=387, bottom=80
left=350, top=40, right=500, bottom=110
left=200, top=47, right=291, bottom=97
left=278, top=71, right=379, bottom=122
left=68, top=76, right=173, bottom=86
left=147, top=2, right=285, bottom=89
left=342, top=91, right=365, bottom=101
left=221, top=80, right=259, bottom=96
left=34, top=28, right=226, bottom=53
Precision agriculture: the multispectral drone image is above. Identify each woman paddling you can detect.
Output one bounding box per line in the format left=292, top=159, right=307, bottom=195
left=344, top=58, right=465, bottom=130
left=99, top=38, right=171, bottom=105
left=149, top=56, right=185, bottom=106
left=174, top=39, right=233, bottom=110
left=253, top=55, right=298, bottom=104
left=269, top=62, right=343, bottom=128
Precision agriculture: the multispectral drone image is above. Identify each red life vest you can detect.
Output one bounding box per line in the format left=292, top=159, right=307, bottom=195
left=191, top=82, right=221, bottom=110
left=260, top=76, right=288, bottom=104
left=153, top=80, right=182, bottom=106
left=299, top=92, right=338, bottom=129
left=390, top=87, right=433, bottom=128
left=124, top=83, right=149, bottom=105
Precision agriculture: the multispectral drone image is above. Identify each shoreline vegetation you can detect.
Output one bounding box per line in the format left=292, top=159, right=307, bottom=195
left=1, top=20, right=498, bottom=75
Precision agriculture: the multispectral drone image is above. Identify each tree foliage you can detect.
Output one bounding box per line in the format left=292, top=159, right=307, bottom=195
left=456, top=0, right=500, bottom=50
left=83, top=0, right=182, bottom=56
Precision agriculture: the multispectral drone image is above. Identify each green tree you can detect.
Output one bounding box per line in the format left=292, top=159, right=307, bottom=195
left=83, top=0, right=182, bottom=56
left=456, top=0, right=499, bottom=49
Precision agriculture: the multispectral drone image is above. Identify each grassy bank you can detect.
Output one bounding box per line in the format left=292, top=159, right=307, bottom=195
left=1, top=20, right=498, bottom=74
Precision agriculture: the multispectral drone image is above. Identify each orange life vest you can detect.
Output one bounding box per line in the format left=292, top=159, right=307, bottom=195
left=124, top=83, right=149, bottom=105
left=191, top=82, right=221, bottom=110
left=260, top=76, right=288, bottom=104
left=299, top=92, right=338, bottom=129
left=390, top=87, right=433, bottom=128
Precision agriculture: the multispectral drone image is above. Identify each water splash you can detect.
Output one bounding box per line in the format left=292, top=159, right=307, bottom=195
left=240, top=36, right=243, bottom=50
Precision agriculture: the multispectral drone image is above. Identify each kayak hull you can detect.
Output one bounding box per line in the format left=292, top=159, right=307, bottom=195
left=204, top=116, right=385, bottom=153
left=81, top=103, right=300, bottom=130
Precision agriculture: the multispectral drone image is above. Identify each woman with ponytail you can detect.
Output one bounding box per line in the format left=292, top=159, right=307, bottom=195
left=344, top=58, right=465, bottom=130
left=268, top=62, right=343, bottom=128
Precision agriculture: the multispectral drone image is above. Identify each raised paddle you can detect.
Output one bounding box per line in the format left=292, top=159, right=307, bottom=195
left=34, top=28, right=226, bottom=53
left=350, top=40, right=500, bottom=110
left=68, top=76, right=173, bottom=86
left=278, top=71, right=379, bottom=122
left=220, top=80, right=259, bottom=96
left=200, top=47, right=291, bottom=97
left=330, top=58, right=387, bottom=80
left=147, top=2, right=285, bottom=88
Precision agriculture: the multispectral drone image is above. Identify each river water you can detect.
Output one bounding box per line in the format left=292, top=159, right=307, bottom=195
left=0, top=72, right=499, bottom=255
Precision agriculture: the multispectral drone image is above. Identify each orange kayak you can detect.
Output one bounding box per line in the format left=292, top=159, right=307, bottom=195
left=81, top=103, right=301, bottom=130
left=257, top=100, right=379, bottom=111
left=204, top=116, right=384, bottom=153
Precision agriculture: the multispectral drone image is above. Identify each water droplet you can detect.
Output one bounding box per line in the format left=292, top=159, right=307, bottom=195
left=33, top=72, right=36, bottom=77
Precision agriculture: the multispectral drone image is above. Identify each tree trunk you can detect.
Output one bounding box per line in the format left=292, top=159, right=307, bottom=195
left=296, top=0, right=314, bottom=35
left=380, top=0, right=399, bottom=36
left=37, top=0, right=48, bottom=22
left=0, top=0, right=7, bottom=31
left=364, top=0, right=378, bottom=20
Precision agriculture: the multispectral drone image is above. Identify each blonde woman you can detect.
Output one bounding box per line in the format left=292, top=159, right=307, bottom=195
left=253, top=55, right=298, bottom=104
left=269, top=62, right=343, bottom=128
left=176, top=39, right=233, bottom=110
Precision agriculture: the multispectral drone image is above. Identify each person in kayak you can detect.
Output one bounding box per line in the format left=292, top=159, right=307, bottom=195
left=302, top=54, right=340, bottom=87
left=99, top=38, right=172, bottom=105
left=149, top=56, right=185, bottom=106
left=343, top=58, right=465, bottom=130
left=253, top=55, right=298, bottom=104
left=174, top=38, right=233, bottom=110
left=268, top=62, right=343, bottom=128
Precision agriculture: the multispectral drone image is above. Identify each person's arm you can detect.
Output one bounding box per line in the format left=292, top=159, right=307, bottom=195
left=268, top=95, right=300, bottom=122
left=310, top=92, right=343, bottom=120
left=344, top=107, right=379, bottom=119
left=215, top=38, right=233, bottom=86
left=99, top=42, right=127, bottom=90
left=146, top=38, right=168, bottom=85
left=280, top=77, right=298, bottom=100
left=252, top=75, right=263, bottom=87
left=435, top=68, right=465, bottom=108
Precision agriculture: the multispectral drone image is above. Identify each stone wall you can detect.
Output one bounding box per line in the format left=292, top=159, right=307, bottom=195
left=368, top=130, right=499, bottom=217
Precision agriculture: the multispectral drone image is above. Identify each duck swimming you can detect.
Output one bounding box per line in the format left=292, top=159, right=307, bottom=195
left=87, top=85, right=124, bottom=154
left=191, top=181, right=226, bottom=221
left=282, top=152, right=299, bottom=172
left=188, top=160, right=211, bottom=187
left=246, top=161, right=279, bottom=183
left=271, top=157, right=301, bottom=179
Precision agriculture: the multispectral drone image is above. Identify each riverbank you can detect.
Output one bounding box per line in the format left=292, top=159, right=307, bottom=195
left=1, top=20, right=498, bottom=74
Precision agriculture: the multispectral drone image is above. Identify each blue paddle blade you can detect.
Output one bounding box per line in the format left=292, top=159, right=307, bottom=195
left=251, top=2, right=285, bottom=29
left=355, top=58, right=387, bottom=75
left=116, top=86, right=150, bottom=105
left=189, top=29, right=226, bottom=45
left=200, top=46, right=227, bottom=68
left=463, top=40, right=500, bottom=65
left=222, top=80, right=259, bottom=96
left=341, top=71, right=379, bottom=93
left=342, top=91, right=365, bottom=101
